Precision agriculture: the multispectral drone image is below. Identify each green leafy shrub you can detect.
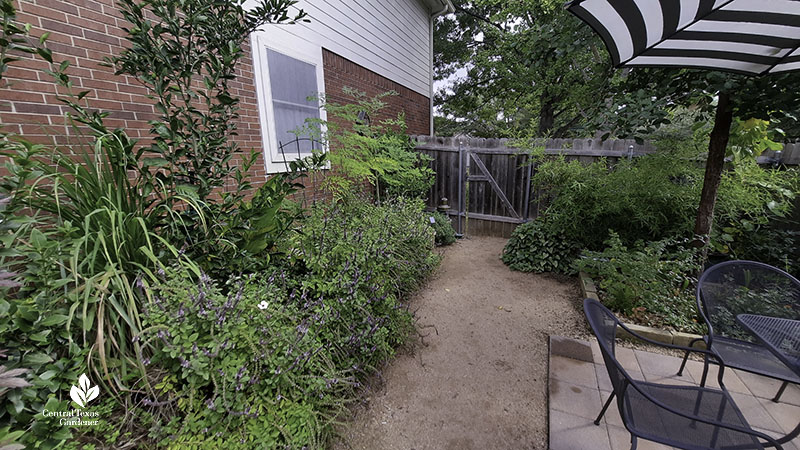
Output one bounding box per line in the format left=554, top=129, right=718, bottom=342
left=429, top=211, right=457, bottom=246
left=376, top=132, right=435, bottom=200
left=292, top=196, right=440, bottom=299
left=186, top=154, right=325, bottom=282
left=576, top=234, right=703, bottom=333
left=532, top=147, right=701, bottom=250
left=1, top=0, right=309, bottom=385
left=711, top=160, right=799, bottom=265
left=728, top=225, right=799, bottom=278
left=0, top=0, right=313, bottom=446
left=302, top=88, right=434, bottom=201
left=112, top=0, right=307, bottom=202
left=0, top=284, right=84, bottom=448
left=142, top=271, right=334, bottom=449
left=517, top=138, right=797, bottom=333
left=141, top=197, right=439, bottom=448
left=0, top=5, right=84, bottom=446
left=106, top=0, right=322, bottom=282
left=501, top=219, right=580, bottom=274
left=530, top=144, right=798, bottom=253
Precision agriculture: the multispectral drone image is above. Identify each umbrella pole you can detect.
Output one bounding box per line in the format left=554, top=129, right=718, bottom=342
left=693, top=91, right=734, bottom=258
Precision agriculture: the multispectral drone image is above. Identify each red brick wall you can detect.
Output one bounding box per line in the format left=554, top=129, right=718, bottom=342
left=322, top=49, right=431, bottom=136
left=0, top=0, right=431, bottom=199
left=1, top=0, right=266, bottom=194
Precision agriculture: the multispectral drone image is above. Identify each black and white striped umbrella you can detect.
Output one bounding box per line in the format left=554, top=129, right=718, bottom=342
left=567, top=0, right=800, bottom=76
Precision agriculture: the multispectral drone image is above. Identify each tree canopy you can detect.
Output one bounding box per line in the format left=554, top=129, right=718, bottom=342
left=434, top=0, right=615, bottom=138
left=435, top=1, right=800, bottom=141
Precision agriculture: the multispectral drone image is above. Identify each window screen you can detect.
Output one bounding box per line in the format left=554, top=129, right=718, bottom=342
left=267, top=49, right=321, bottom=157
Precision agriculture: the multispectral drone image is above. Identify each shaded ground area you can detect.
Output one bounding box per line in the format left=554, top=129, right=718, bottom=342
left=334, top=237, right=586, bottom=450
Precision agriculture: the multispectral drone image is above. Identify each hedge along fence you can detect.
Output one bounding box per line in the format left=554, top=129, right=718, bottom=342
left=413, top=136, right=800, bottom=238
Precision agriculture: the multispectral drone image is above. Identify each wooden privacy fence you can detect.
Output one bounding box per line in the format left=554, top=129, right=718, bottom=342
left=414, top=136, right=800, bottom=238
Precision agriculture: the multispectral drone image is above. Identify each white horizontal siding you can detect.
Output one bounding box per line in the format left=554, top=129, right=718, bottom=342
left=250, top=0, right=432, bottom=97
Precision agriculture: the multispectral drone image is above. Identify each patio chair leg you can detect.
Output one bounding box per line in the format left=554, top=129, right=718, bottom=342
left=594, top=392, right=616, bottom=426
left=689, top=382, right=705, bottom=430
left=677, top=338, right=703, bottom=377
left=630, top=435, right=637, bottom=450
left=677, top=350, right=691, bottom=376
left=772, top=381, right=789, bottom=403
left=699, top=355, right=710, bottom=387
left=709, top=392, right=728, bottom=448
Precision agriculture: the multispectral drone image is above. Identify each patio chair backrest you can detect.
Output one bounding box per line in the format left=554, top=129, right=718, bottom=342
left=583, top=298, right=634, bottom=396
left=698, top=261, right=800, bottom=342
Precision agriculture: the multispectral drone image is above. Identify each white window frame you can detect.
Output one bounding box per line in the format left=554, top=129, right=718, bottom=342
left=251, top=29, right=327, bottom=174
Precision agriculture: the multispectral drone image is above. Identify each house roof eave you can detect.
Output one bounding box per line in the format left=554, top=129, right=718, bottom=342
left=422, top=0, right=454, bottom=15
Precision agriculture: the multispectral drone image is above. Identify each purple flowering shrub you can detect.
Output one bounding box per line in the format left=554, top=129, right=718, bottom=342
left=287, top=196, right=439, bottom=367
left=142, top=269, right=346, bottom=448
left=294, top=196, right=440, bottom=295
left=140, top=196, right=439, bottom=448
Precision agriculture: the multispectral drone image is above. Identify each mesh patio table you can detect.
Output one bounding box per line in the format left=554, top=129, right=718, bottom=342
left=737, top=314, right=800, bottom=378
left=736, top=313, right=800, bottom=445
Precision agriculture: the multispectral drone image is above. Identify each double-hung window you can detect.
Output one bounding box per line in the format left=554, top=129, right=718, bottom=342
left=252, top=31, right=326, bottom=173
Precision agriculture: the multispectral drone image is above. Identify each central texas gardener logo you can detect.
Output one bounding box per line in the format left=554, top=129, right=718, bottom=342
left=70, top=373, right=99, bottom=408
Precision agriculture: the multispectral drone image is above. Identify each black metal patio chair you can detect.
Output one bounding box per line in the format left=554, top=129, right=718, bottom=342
left=584, top=298, right=782, bottom=450
left=676, top=261, right=800, bottom=402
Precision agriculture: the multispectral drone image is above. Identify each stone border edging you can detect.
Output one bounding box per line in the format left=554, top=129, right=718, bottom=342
left=578, top=272, right=705, bottom=348
left=549, top=335, right=594, bottom=363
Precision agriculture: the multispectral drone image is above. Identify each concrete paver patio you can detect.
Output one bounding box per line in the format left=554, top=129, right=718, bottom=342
left=549, top=336, right=800, bottom=450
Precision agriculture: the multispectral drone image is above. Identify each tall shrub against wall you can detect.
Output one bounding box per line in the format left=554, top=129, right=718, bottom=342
left=301, top=88, right=434, bottom=201
left=0, top=1, right=319, bottom=447
left=111, top=0, right=306, bottom=203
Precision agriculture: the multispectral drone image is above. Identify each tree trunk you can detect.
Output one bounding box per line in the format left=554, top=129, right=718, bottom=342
left=538, top=96, right=555, bottom=136
left=693, top=91, right=734, bottom=252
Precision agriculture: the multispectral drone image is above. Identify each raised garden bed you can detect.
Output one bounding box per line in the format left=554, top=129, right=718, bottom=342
left=578, top=272, right=704, bottom=348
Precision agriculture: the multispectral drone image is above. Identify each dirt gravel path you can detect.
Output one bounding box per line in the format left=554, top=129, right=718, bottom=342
left=334, top=236, right=587, bottom=450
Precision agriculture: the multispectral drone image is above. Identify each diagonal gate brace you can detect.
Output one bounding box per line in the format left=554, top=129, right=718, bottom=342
left=469, top=152, right=520, bottom=219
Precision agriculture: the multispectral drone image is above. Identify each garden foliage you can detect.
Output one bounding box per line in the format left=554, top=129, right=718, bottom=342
left=1, top=0, right=308, bottom=398
left=728, top=226, right=799, bottom=278
left=502, top=137, right=798, bottom=330
left=141, top=197, right=438, bottom=448
left=575, top=234, right=703, bottom=333
left=0, top=0, right=436, bottom=449
left=713, top=160, right=799, bottom=274
left=302, top=88, right=434, bottom=202
left=527, top=142, right=798, bottom=255
left=501, top=220, right=579, bottom=274
left=112, top=0, right=307, bottom=202
left=531, top=146, right=702, bottom=250
left=0, top=0, right=443, bottom=444
left=429, top=211, right=457, bottom=246
left=108, top=0, right=325, bottom=281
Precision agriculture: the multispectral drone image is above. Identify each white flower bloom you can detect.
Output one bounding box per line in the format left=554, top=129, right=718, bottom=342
left=258, top=301, right=270, bottom=310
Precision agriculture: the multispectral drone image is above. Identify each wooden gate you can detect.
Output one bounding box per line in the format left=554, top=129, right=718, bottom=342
left=420, top=139, right=536, bottom=237
left=460, top=147, right=535, bottom=236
